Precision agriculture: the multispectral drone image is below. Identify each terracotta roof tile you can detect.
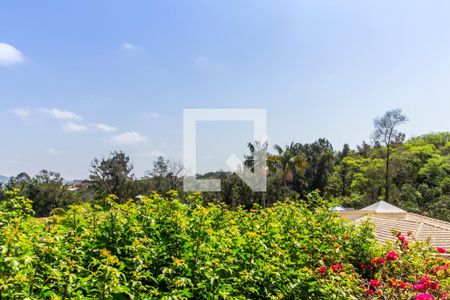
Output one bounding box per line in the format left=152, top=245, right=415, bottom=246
left=352, top=213, right=450, bottom=256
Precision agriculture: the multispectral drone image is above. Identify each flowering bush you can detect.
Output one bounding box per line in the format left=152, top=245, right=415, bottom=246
left=0, top=190, right=448, bottom=299
left=360, top=231, right=449, bottom=300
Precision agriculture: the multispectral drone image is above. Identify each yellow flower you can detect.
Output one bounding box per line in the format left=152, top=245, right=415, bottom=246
left=172, top=256, right=185, bottom=267
left=100, top=248, right=119, bottom=265
left=247, top=231, right=258, bottom=238
left=100, top=248, right=111, bottom=258
left=175, top=277, right=187, bottom=287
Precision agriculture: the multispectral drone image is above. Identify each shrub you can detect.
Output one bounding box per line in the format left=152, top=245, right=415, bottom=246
left=0, top=190, right=448, bottom=299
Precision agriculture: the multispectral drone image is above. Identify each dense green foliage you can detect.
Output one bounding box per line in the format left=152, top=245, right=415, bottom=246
left=2, top=131, right=450, bottom=222
left=329, top=132, right=450, bottom=221
left=0, top=190, right=448, bottom=299
left=5, top=112, right=450, bottom=222
left=1, top=170, right=78, bottom=217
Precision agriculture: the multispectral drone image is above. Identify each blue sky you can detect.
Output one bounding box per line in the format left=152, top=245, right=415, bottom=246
left=2, top=0, right=450, bottom=179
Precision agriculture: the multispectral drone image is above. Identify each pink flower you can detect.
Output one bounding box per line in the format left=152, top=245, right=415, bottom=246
left=437, top=247, right=447, bottom=254
left=369, top=279, right=383, bottom=287
left=386, top=251, right=399, bottom=261
left=440, top=294, right=447, bottom=300
left=416, top=293, right=434, bottom=300
left=360, top=262, right=373, bottom=270
left=414, top=284, right=426, bottom=291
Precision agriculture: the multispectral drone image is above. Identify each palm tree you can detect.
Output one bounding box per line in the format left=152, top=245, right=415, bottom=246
left=244, top=141, right=268, bottom=173
left=270, top=142, right=309, bottom=189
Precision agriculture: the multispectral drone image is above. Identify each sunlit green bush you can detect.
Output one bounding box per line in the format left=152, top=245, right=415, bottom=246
left=0, top=190, right=448, bottom=299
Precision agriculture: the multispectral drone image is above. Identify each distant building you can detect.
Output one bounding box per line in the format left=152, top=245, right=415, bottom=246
left=68, top=180, right=92, bottom=191
left=337, top=201, right=450, bottom=257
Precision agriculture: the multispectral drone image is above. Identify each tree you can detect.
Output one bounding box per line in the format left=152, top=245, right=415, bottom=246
left=336, top=144, right=352, bottom=197
left=244, top=141, right=268, bottom=172
left=90, top=151, right=135, bottom=201
left=32, top=170, right=77, bottom=216
left=147, top=156, right=185, bottom=192
left=295, top=138, right=335, bottom=194
left=270, top=143, right=308, bottom=190
left=6, top=172, right=31, bottom=191
left=372, top=109, right=408, bottom=202
left=5, top=170, right=77, bottom=217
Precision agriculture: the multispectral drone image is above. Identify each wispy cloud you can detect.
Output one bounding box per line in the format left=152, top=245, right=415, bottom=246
left=110, top=131, right=147, bottom=145
left=138, top=111, right=160, bottom=120
left=0, top=43, right=24, bottom=66
left=12, top=107, right=82, bottom=121
left=47, top=148, right=61, bottom=155
left=91, top=123, right=117, bottom=132
left=62, top=122, right=88, bottom=133
left=122, top=42, right=137, bottom=50
left=11, top=107, right=32, bottom=118
left=41, top=108, right=83, bottom=121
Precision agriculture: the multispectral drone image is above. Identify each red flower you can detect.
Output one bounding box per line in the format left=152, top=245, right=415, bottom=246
left=437, top=247, right=447, bottom=254
left=420, top=276, right=430, bottom=284
left=386, top=251, right=399, bottom=261
left=330, top=263, right=344, bottom=273
left=430, top=282, right=439, bottom=290
left=318, top=266, right=327, bottom=275
left=416, top=293, right=435, bottom=300
left=369, top=279, right=383, bottom=288
left=371, top=257, right=386, bottom=264
left=366, top=289, right=374, bottom=295
left=399, top=282, right=406, bottom=288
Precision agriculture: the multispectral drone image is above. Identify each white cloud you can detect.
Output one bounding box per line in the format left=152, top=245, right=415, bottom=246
left=141, top=150, right=165, bottom=158
left=110, top=131, right=147, bottom=145
left=138, top=111, right=160, bottom=119
left=0, top=43, right=24, bottom=66
left=91, top=123, right=117, bottom=132
left=47, top=148, right=61, bottom=155
left=122, top=42, right=136, bottom=50
left=41, top=107, right=82, bottom=121
left=62, top=122, right=88, bottom=133
left=11, top=107, right=32, bottom=118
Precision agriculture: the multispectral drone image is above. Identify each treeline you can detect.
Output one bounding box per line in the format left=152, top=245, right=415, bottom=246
left=1, top=109, right=449, bottom=221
